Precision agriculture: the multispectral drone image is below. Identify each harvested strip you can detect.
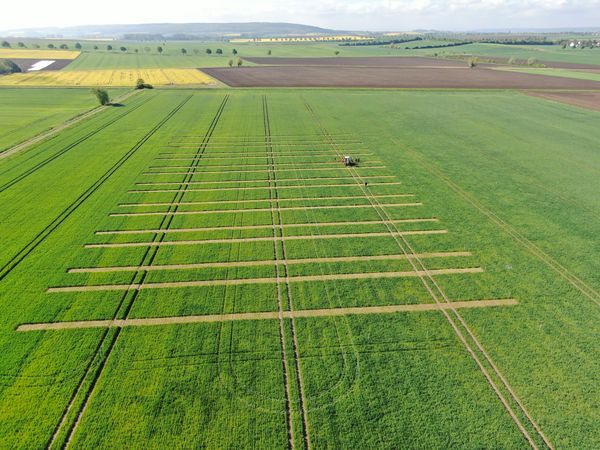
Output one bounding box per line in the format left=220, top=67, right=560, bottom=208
left=129, top=182, right=401, bottom=193
left=96, top=218, right=439, bottom=235
left=110, top=203, right=422, bottom=217
left=86, top=230, right=447, bottom=248
left=48, top=267, right=481, bottom=293
left=18, top=299, right=516, bottom=331
left=143, top=166, right=385, bottom=175
left=69, top=251, right=471, bottom=273
left=165, top=142, right=362, bottom=149
left=148, top=161, right=369, bottom=169
left=119, top=194, right=412, bottom=207
left=135, top=175, right=393, bottom=186
left=156, top=153, right=374, bottom=160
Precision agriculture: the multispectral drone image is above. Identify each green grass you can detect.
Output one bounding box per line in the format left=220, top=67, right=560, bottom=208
left=427, top=42, right=600, bottom=66
left=494, top=67, right=600, bottom=81
left=0, top=87, right=126, bottom=152
left=0, top=89, right=598, bottom=448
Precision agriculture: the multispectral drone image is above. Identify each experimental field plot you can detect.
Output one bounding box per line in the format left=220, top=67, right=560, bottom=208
left=0, top=90, right=598, bottom=449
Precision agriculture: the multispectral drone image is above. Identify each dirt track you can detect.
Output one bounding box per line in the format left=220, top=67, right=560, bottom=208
left=202, top=66, right=600, bottom=89
left=17, top=299, right=516, bottom=331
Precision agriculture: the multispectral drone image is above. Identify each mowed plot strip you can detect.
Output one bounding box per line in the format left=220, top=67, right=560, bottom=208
left=69, top=251, right=472, bottom=273
left=134, top=175, right=393, bottom=186
left=96, top=218, right=440, bottom=235
left=109, top=202, right=423, bottom=217
left=18, top=299, right=518, bottom=332
left=129, top=181, right=402, bottom=193
left=85, top=230, right=447, bottom=248
left=118, top=193, right=412, bottom=207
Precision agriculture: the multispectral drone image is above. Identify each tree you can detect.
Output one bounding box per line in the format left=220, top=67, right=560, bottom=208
left=181, top=48, right=187, bottom=55
left=75, top=42, right=82, bottom=50
left=136, top=78, right=153, bottom=89
left=120, top=46, right=127, bottom=52
left=0, top=59, right=21, bottom=75
left=1, top=41, right=10, bottom=48
left=228, top=59, right=233, bottom=68
left=134, top=49, right=138, bottom=53
left=92, top=88, right=110, bottom=106
left=157, top=46, right=163, bottom=54
left=206, top=48, right=212, bottom=55
left=237, top=57, right=243, bottom=67
left=232, top=49, right=238, bottom=55
left=93, top=45, right=99, bottom=50
left=216, top=48, right=223, bottom=55
left=59, top=44, right=68, bottom=49
left=334, top=50, right=340, bottom=56
left=17, top=42, right=26, bottom=48
left=47, top=44, right=55, bottom=49
left=267, top=50, right=272, bottom=55
left=107, top=45, right=113, bottom=51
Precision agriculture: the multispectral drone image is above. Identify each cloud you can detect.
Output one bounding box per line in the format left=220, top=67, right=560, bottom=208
left=2, top=0, right=600, bottom=31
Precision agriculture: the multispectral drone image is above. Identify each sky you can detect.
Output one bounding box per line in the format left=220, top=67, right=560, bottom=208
left=2, top=0, right=600, bottom=32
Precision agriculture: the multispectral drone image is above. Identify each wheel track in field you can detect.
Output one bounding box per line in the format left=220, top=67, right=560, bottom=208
left=303, top=100, right=553, bottom=450
left=264, top=96, right=310, bottom=450
left=54, top=94, right=229, bottom=449
left=393, top=139, right=600, bottom=308
left=0, top=89, right=141, bottom=161
left=40, top=93, right=196, bottom=449
left=0, top=93, right=153, bottom=193
left=0, top=94, right=174, bottom=283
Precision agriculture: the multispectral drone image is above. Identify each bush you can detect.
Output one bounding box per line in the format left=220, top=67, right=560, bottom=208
left=0, top=59, right=22, bottom=75
left=92, top=88, right=110, bottom=106
left=135, top=78, right=153, bottom=89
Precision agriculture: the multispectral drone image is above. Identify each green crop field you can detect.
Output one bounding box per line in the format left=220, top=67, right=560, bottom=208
left=0, top=87, right=598, bottom=449
left=0, top=88, right=126, bottom=153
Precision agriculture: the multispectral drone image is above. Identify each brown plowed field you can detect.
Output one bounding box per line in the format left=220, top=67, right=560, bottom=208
left=244, top=56, right=469, bottom=67
left=202, top=66, right=600, bottom=89
left=526, top=91, right=600, bottom=112
left=10, top=58, right=73, bottom=72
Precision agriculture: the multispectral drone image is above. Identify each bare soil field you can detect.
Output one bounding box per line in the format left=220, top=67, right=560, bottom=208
left=10, top=58, right=73, bottom=72
left=526, top=90, right=600, bottom=112
left=202, top=66, right=600, bottom=89
left=244, top=56, right=468, bottom=67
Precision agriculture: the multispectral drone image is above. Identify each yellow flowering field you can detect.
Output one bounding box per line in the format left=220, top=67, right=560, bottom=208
left=0, top=49, right=81, bottom=60
left=0, top=68, right=216, bottom=86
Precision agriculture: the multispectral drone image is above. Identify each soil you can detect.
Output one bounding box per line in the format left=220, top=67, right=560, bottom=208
left=202, top=66, right=600, bottom=89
